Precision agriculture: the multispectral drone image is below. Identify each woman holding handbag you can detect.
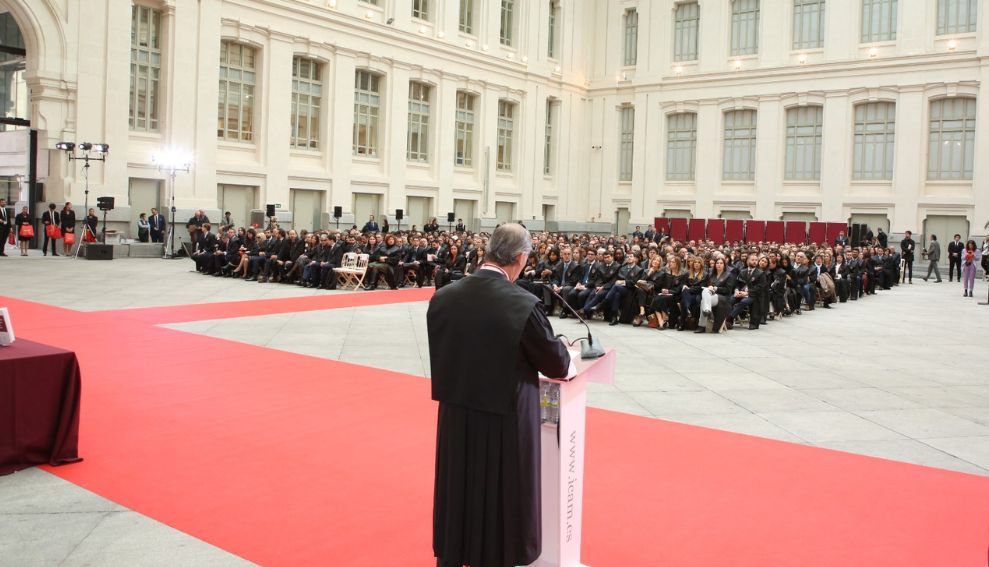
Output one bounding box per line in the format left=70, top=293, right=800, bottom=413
left=60, top=202, right=76, bottom=255
left=41, top=203, right=61, bottom=256
left=84, top=208, right=98, bottom=242
left=961, top=240, right=981, bottom=298
left=14, top=206, right=32, bottom=256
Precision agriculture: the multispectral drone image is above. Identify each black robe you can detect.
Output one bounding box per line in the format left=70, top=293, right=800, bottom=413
left=428, top=269, right=570, bottom=567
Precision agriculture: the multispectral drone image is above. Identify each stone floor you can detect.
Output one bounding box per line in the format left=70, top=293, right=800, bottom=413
left=2, top=253, right=988, bottom=564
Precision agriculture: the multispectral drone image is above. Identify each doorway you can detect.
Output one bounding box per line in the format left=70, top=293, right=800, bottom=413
left=352, top=193, right=381, bottom=229
left=218, top=184, right=258, bottom=230
left=128, top=178, right=161, bottom=238
left=291, top=189, right=324, bottom=232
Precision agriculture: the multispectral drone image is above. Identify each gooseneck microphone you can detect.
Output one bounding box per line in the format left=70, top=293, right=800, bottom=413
left=546, top=285, right=606, bottom=359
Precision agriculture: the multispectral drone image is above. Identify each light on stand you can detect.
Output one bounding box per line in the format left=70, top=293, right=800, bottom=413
left=152, top=149, right=193, bottom=260
left=56, top=141, right=108, bottom=258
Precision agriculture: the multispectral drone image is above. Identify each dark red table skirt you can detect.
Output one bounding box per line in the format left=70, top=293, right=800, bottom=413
left=0, top=338, right=82, bottom=475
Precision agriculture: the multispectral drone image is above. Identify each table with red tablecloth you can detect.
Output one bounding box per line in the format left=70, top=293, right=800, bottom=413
left=0, top=339, right=82, bottom=475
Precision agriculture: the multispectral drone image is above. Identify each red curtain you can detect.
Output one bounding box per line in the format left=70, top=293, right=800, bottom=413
left=808, top=222, right=827, bottom=245
left=707, top=219, right=726, bottom=244
left=725, top=220, right=744, bottom=243
left=766, top=221, right=784, bottom=243
left=825, top=222, right=847, bottom=245
left=785, top=221, right=807, bottom=245
left=654, top=217, right=670, bottom=235
left=670, top=218, right=688, bottom=241
left=745, top=220, right=766, bottom=243
left=687, top=219, right=706, bottom=241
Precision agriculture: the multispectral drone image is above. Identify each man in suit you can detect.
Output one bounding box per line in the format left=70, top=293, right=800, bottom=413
left=361, top=214, right=379, bottom=234
left=0, top=198, right=10, bottom=256
left=900, top=230, right=915, bottom=283
left=191, top=223, right=218, bottom=272
left=566, top=248, right=597, bottom=313
left=579, top=250, right=620, bottom=316
left=548, top=247, right=580, bottom=315
left=727, top=253, right=767, bottom=329
left=428, top=223, right=570, bottom=567
left=835, top=230, right=849, bottom=248
left=41, top=203, right=61, bottom=256
left=187, top=209, right=210, bottom=246
left=877, top=227, right=888, bottom=249
left=947, top=233, right=964, bottom=282
left=923, top=234, right=942, bottom=282
left=148, top=208, right=166, bottom=243
left=454, top=218, right=466, bottom=233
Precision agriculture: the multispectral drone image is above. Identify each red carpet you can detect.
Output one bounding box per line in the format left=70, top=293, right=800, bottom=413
left=3, top=294, right=987, bottom=566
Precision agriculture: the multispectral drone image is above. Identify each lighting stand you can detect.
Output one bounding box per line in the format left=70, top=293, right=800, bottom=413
left=153, top=154, right=191, bottom=260
left=57, top=145, right=107, bottom=260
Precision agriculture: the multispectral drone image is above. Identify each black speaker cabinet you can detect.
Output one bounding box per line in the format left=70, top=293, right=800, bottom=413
left=266, top=204, right=276, bottom=217
left=85, top=244, right=113, bottom=260
left=850, top=224, right=862, bottom=246
left=395, top=209, right=403, bottom=220
left=447, top=212, right=455, bottom=223
left=333, top=206, right=343, bottom=219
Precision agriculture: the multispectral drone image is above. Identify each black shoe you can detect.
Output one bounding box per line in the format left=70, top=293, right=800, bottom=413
left=52, top=253, right=59, bottom=257
left=748, top=324, right=759, bottom=330
left=246, top=276, right=257, bottom=282
left=609, top=318, right=619, bottom=326
left=560, top=312, right=569, bottom=319
left=693, top=327, right=706, bottom=333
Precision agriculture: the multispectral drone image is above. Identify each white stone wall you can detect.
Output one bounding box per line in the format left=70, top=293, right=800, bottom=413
left=9, top=0, right=989, bottom=234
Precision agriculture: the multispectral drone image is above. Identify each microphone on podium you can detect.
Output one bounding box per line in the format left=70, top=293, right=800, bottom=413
left=546, top=285, right=606, bottom=360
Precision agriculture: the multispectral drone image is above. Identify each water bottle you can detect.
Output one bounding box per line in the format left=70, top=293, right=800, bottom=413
left=540, top=382, right=550, bottom=423
left=549, top=384, right=560, bottom=425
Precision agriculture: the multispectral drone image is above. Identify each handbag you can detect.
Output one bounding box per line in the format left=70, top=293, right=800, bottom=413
left=6, top=231, right=13, bottom=245
left=18, top=224, right=33, bottom=238
left=63, top=231, right=76, bottom=245
left=45, top=224, right=62, bottom=239
left=635, top=280, right=655, bottom=294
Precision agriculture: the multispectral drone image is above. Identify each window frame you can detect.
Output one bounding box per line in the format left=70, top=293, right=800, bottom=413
left=290, top=56, right=322, bottom=151
left=666, top=112, right=697, bottom=181
left=784, top=105, right=824, bottom=181
left=497, top=100, right=516, bottom=172
left=500, top=0, right=515, bottom=47
left=860, top=0, right=897, bottom=43
left=936, top=0, right=977, bottom=36
left=852, top=101, right=896, bottom=181
left=792, top=0, right=825, bottom=50
left=454, top=91, right=476, bottom=168
left=412, top=0, right=429, bottom=21
left=927, top=97, right=976, bottom=181
left=217, top=41, right=258, bottom=143
left=619, top=106, right=635, bottom=182
left=352, top=69, right=382, bottom=158
left=722, top=109, right=758, bottom=181
left=406, top=81, right=431, bottom=163
left=459, top=0, right=475, bottom=34
left=623, top=8, right=639, bottom=67
left=730, top=0, right=760, bottom=57
left=673, top=2, right=700, bottom=63
left=130, top=4, right=162, bottom=132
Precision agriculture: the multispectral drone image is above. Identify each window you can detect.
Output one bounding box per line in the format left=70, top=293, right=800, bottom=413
left=666, top=112, right=697, bottom=181
left=619, top=106, right=635, bottom=181
left=290, top=57, right=321, bottom=150
left=407, top=82, right=430, bottom=162
left=722, top=109, right=757, bottom=181
left=360, top=0, right=380, bottom=4
left=500, top=0, right=515, bottom=46
left=793, top=0, right=825, bottom=49
left=548, top=1, right=561, bottom=59
left=673, top=2, right=699, bottom=62
left=353, top=70, right=381, bottom=157
left=623, top=9, right=638, bottom=66
left=784, top=106, right=823, bottom=180
left=928, top=98, right=976, bottom=180
left=937, top=0, right=977, bottom=35
left=497, top=100, right=515, bottom=171
left=455, top=91, right=475, bottom=167
left=731, top=0, right=760, bottom=56
left=544, top=100, right=556, bottom=175
left=130, top=5, right=161, bottom=132
left=460, top=0, right=475, bottom=34
left=861, top=0, right=896, bottom=42
left=412, top=0, right=429, bottom=20
left=218, top=42, right=257, bottom=142
left=852, top=101, right=895, bottom=180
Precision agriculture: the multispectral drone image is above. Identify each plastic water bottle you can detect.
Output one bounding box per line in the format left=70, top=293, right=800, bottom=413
left=540, top=383, right=550, bottom=423
left=548, top=384, right=560, bottom=425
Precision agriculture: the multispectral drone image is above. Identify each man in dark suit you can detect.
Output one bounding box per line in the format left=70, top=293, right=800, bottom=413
left=550, top=247, right=581, bottom=316
left=579, top=250, right=619, bottom=316
left=0, top=198, right=10, bottom=256
left=835, top=230, right=849, bottom=248
left=148, top=208, right=166, bottom=243
left=187, top=209, right=210, bottom=245
left=947, top=234, right=964, bottom=282
left=191, top=223, right=217, bottom=272
left=428, top=223, right=571, bottom=567
left=900, top=230, right=915, bottom=283
left=361, top=214, right=379, bottom=234
left=877, top=227, right=888, bottom=249
left=454, top=218, right=466, bottom=233
left=728, top=253, right=767, bottom=329
left=566, top=248, right=597, bottom=313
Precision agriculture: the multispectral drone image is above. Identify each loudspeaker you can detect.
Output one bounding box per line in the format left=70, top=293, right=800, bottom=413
left=84, top=244, right=113, bottom=260
left=266, top=204, right=276, bottom=217
left=333, top=206, right=342, bottom=219
left=395, top=209, right=403, bottom=220
left=447, top=212, right=455, bottom=223
left=97, top=196, right=115, bottom=212
left=850, top=224, right=862, bottom=246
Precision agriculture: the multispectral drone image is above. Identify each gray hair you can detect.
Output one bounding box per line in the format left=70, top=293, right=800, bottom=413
left=486, top=223, right=532, bottom=266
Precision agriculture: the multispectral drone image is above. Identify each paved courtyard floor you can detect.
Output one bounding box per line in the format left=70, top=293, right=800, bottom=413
left=2, top=254, right=988, bottom=564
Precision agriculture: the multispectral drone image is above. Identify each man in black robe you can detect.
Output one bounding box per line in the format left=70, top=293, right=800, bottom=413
left=428, top=223, right=571, bottom=567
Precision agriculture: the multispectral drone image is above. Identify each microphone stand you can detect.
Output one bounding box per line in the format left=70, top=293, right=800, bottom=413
left=546, top=285, right=605, bottom=359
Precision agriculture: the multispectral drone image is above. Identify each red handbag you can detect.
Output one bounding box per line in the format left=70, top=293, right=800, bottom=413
left=45, top=224, right=62, bottom=239
left=63, top=231, right=75, bottom=245
left=19, top=224, right=34, bottom=238
left=83, top=230, right=96, bottom=243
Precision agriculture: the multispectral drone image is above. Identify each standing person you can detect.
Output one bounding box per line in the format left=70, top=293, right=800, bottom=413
left=14, top=206, right=32, bottom=256
left=428, top=223, right=571, bottom=567
left=220, top=211, right=235, bottom=233
left=381, top=216, right=390, bottom=234
left=0, top=198, right=10, bottom=256
left=136, top=213, right=151, bottom=242
left=947, top=234, right=964, bottom=282
left=877, top=227, right=888, bottom=249
left=149, top=207, right=166, bottom=243
left=982, top=238, right=989, bottom=283
left=187, top=209, right=209, bottom=245
left=900, top=230, right=915, bottom=283
left=84, top=208, right=99, bottom=243
left=923, top=235, right=942, bottom=282
left=961, top=240, right=981, bottom=297
left=361, top=214, right=379, bottom=234
left=41, top=203, right=61, bottom=256
left=60, top=202, right=76, bottom=255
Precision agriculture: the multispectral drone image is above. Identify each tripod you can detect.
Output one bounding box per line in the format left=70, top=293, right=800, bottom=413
left=73, top=160, right=93, bottom=260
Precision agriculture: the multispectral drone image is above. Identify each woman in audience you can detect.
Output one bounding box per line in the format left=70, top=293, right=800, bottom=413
left=434, top=243, right=465, bottom=289
left=696, top=257, right=734, bottom=333
left=767, top=256, right=788, bottom=318
left=14, top=205, right=31, bottom=256
left=794, top=252, right=817, bottom=311
left=651, top=255, right=684, bottom=330
left=833, top=253, right=850, bottom=302
left=466, top=246, right=485, bottom=275
left=756, top=255, right=771, bottom=324
left=633, top=256, right=664, bottom=327
left=681, top=256, right=708, bottom=323
left=84, top=208, right=98, bottom=242
left=232, top=229, right=258, bottom=278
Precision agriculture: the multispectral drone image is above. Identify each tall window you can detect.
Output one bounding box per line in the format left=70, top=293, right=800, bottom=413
left=130, top=5, right=161, bottom=132
left=291, top=57, right=321, bottom=150
left=937, top=0, right=977, bottom=35
left=460, top=0, right=475, bottom=34
left=928, top=98, right=976, bottom=180
left=731, top=0, right=760, bottom=56
left=544, top=100, right=556, bottom=175
left=666, top=112, right=697, bottom=181
left=623, top=9, right=638, bottom=66
left=619, top=106, right=635, bottom=181
left=852, top=102, right=895, bottom=180
left=455, top=91, right=475, bottom=167
left=548, top=1, right=561, bottom=59
left=784, top=106, right=823, bottom=180
left=861, top=0, right=897, bottom=42
left=497, top=100, right=515, bottom=171
left=674, top=2, right=700, bottom=62
left=218, top=42, right=256, bottom=142
left=412, top=0, right=429, bottom=20
left=407, top=82, right=430, bottom=162
left=723, top=109, right=757, bottom=181
left=500, top=0, right=515, bottom=46
left=353, top=70, right=381, bottom=157
left=793, top=0, right=825, bottom=49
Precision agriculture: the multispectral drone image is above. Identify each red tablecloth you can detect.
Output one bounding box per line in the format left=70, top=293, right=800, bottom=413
left=0, top=339, right=82, bottom=475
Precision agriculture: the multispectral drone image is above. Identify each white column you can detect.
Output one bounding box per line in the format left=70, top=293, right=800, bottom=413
left=897, top=0, right=926, bottom=55
left=823, top=0, right=857, bottom=62
left=101, top=0, right=131, bottom=204
left=693, top=101, right=721, bottom=217
left=629, top=91, right=650, bottom=223
left=330, top=52, right=357, bottom=214
left=190, top=0, right=222, bottom=208
left=891, top=87, right=925, bottom=232
left=974, top=71, right=989, bottom=232
left=436, top=76, right=458, bottom=217
left=263, top=35, right=294, bottom=213
left=758, top=1, right=787, bottom=68
left=387, top=66, right=411, bottom=216
left=754, top=97, right=782, bottom=219
left=698, top=0, right=728, bottom=74
left=820, top=92, right=851, bottom=222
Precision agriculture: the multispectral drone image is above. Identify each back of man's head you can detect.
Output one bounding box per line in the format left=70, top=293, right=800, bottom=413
left=486, top=223, right=531, bottom=266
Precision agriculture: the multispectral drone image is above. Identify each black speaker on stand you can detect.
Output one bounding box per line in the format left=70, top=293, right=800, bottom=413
left=395, top=209, right=403, bottom=233
left=447, top=212, right=455, bottom=233
left=333, top=206, right=342, bottom=229
left=850, top=224, right=862, bottom=248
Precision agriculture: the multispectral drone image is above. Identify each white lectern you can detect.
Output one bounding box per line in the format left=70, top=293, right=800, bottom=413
left=534, top=349, right=616, bottom=567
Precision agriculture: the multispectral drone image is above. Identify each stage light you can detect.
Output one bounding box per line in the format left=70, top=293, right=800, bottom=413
left=554, top=65, right=562, bottom=73
left=151, top=149, right=194, bottom=172
left=869, top=47, right=878, bottom=58
left=418, top=25, right=427, bottom=34
left=91, top=144, right=110, bottom=154
left=482, top=44, right=489, bottom=51
left=328, top=0, right=336, bottom=6
left=506, top=53, right=514, bottom=60
left=55, top=142, right=75, bottom=152
left=521, top=55, right=528, bottom=63
left=674, top=65, right=683, bottom=76
left=365, top=10, right=374, bottom=19
left=947, top=40, right=957, bottom=52
left=733, top=59, right=742, bottom=70
left=78, top=142, right=93, bottom=151
left=437, top=31, right=445, bottom=38
left=798, top=54, right=807, bottom=64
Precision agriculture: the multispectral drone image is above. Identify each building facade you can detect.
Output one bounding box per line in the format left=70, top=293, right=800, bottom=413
left=6, top=0, right=989, bottom=239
